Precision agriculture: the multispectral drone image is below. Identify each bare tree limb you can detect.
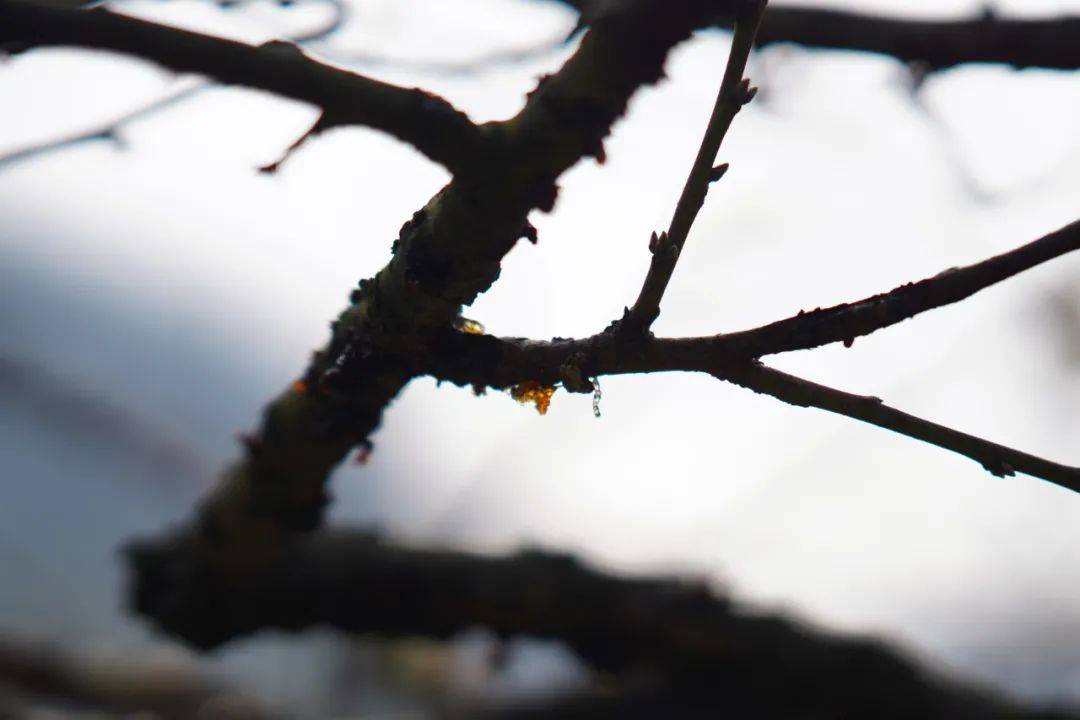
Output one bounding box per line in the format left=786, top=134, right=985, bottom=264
left=551, top=1, right=1080, bottom=71
left=622, top=0, right=764, bottom=333
left=717, top=361, right=1080, bottom=492
left=423, top=340, right=1080, bottom=493
left=721, top=216, right=1080, bottom=357
left=0, top=0, right=484, bottom=173
left=424, top=217, right=1080, bottom=386
left=119, top=0, right=750, bottom=648
left=126, top=530, right=1074, bottom=719
left=742, top=7, right=1080, bottom=72
left=418, top=219, right=1080, bottom=492
left=9, top=0, right=1080, bottom=709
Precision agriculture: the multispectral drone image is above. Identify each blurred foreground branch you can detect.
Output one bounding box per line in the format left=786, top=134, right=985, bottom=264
left=0, top=634, right=277, bottom=719
left=127, top=530, right=1078, bottom=719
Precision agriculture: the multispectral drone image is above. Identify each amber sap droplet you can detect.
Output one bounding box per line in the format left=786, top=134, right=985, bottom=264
left=291, top=379, right=307, bottom=393
left=454, top=317, right=486, bottom=335
left=511, top=381, right=555, bottom=415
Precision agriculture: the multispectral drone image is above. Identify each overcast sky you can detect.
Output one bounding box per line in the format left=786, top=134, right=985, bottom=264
left=2, top=0, right=1080, bottom=708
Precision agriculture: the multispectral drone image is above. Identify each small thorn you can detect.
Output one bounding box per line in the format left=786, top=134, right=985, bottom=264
left=709, top=163, right=729, bottom=183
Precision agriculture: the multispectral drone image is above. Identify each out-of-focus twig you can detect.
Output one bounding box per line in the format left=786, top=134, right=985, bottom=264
left=0, top=634, right=281, bottom=719
left=0, top=84, right=204, bottom=172
left=0, top=0, right=348, bottom=173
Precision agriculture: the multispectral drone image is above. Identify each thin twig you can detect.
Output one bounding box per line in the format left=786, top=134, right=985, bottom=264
left=257, top=110, right=335, bottom=173
left=0, top=84, right=205, bottom=171
left=717, top=360, right=1080, bottom=493
left=720, top=216, right=1080, bottom=357
left=0, top=0, right=351, bottom=173
left=623, top=0, right=766, bottom=332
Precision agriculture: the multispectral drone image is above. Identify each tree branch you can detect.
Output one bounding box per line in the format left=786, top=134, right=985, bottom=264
left=741, top=7, right=1080, bottom=72
left=0, top=0, right=484, bottom=173
left=419, top=219, right=1080, bottom=492
left=424, top=217, right=1080, bottom=388
left=717, top=361, right=1080, bottom=493
left=121, top=0, right=749, bottom=647
left=552, top=1, right=1080, bottom=71
left=722, top=216, right=1080, bottom=357
left=623, top=0, right=764, bottom=333
left=126, top=529, right=1071, bottom=719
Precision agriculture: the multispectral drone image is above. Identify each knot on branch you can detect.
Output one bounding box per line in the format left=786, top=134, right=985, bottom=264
left=559, top=353, right=595, bottom=394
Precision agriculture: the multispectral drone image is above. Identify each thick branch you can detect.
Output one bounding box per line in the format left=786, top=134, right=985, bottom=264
left=624, top=0, right=764, bottom=332
left=127, top=530, right=1066, bottom=719
left=122, top=0, right=747, bottom=647
left=0, top=0, right=483, bottom=173
left=553, top=1, right=1080, bottom=71
left=742, top=7, right=1080, bottom=72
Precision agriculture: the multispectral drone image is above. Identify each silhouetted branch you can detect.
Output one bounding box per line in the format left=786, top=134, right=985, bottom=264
left=623, top=0, right=764, bottom=333
left=426, top=218, right=1080, bottom=382
left=743, top=7, right=1080, bottom=72
left=420, top=218, right=1080, bottom=491
left=552, top=1, right=1080, bottom=71
left=723, top=216, right=1080, bottom=357
left=117, top=0, right=749, bottom=651
left=126, top=530, right=1073, bottom=719
left=257, top=110, right=334, bottom=174
left=718, top=361, right=1080, bottom=492
left=0, top=0, right=483, bottom=173
left=11, top=1, right=1078, bottom=699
